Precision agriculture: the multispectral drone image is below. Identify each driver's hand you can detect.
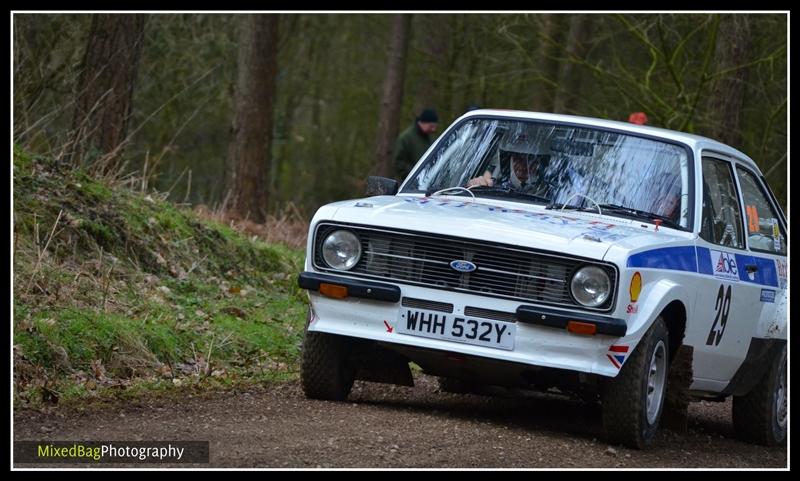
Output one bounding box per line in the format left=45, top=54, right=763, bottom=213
left=467, top=171, right=493, bottom=188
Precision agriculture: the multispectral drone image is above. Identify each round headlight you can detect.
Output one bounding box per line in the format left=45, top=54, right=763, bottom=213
left=322, top=230, right=361, bottom=270
left=570, top=266, right=611, bottom=307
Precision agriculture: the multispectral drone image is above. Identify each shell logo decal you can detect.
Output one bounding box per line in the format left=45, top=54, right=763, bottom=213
left=630, top=272, right=642, bottom=302
left=626, top=272, right=642, bottom=314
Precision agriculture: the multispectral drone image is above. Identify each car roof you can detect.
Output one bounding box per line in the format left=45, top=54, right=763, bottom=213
left=457, top=109, right=764, bottom=175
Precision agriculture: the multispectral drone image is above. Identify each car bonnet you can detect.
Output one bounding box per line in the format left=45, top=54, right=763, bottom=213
left=326, top=195, right=685, bottom=261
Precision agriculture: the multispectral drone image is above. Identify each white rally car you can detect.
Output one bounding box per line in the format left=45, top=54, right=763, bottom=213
left=297, top=110, right=787, bottom=448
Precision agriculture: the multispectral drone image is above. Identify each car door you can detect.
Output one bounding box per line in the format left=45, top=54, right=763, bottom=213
left=733, top=164, right=787, bottom=340
left=689, top=154, right=762, bottom=388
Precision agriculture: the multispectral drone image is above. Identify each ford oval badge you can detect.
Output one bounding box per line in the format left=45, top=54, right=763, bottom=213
left=450, top=260, right=477, bottom=273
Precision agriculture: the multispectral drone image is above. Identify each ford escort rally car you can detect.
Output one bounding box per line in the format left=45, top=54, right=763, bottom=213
left=297, top=110, right=787, bottom=448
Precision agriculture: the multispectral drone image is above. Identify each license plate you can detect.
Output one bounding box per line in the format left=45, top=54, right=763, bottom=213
left=397, top=309, right=516, bottom=351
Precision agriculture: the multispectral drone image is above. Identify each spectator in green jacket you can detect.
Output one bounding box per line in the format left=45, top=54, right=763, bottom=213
left=394, top=108, right=439, bottom=180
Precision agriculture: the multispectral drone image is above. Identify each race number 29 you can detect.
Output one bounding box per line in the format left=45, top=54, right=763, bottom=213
left=706, top=284, right=732, bottom=346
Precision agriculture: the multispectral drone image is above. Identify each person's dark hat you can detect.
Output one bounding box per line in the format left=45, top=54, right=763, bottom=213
left=417, top=109, right=439, bottom=123
left=465, top=104, right=481, bottom=112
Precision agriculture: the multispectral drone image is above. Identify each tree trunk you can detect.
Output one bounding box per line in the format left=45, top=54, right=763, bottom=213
left=411, top=15, right=449, bottom=117
left=441, top=15, right=460, bottom=119
left=532, top=14, right=566, bottom=112
left=707, top=14, right=751, bottom=148
left=69, top=14, right=147, bottom=170
left=553, top=14, right=591, bottom=114
left=374, top=14, right=412, bottom=178
left=224, top=14, right=279, bottom=223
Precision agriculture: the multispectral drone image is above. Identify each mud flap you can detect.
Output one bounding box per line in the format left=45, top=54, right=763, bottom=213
left=721, top=338, right=786, bottom=397
left=661, top=345, right=693, bottom=434
left=352, top=342, right=414, bottom=387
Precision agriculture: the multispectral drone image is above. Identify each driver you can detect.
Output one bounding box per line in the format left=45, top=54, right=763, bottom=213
left=466, top=151, right=542, bottom=190
left=648, top=171, right=682, bottom=223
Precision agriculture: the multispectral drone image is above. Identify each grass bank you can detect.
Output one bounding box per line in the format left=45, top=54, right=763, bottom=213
left=13, top=148, right=308, bottom=407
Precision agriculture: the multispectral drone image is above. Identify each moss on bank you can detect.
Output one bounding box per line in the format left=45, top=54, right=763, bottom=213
left=13, top=148, right=308, bottom=407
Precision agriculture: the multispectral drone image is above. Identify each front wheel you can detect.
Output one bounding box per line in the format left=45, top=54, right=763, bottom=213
left=300, top=318, right=355, bottom=401
left=601, top=317, right=669, bottom=449
left=732, top=344, right=787, bottom=446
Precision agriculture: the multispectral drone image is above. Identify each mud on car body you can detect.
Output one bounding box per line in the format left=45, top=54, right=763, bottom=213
left=297, top=110, right=787, bottom=449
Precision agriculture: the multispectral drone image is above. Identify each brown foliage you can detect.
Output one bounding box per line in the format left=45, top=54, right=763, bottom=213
left=194, top=202, right=308, bottom=250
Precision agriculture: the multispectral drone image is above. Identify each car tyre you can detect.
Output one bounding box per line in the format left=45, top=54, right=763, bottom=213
left=601, top=317, right=669, bottom=449
left=300, top=314, right=355, bottom=401
left=732, top=344, right=787, bottom=446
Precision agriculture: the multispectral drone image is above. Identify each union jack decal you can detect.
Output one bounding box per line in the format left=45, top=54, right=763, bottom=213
left=607, top=345, right=630, bottom=369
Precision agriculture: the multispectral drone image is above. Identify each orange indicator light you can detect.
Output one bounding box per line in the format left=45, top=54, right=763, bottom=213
left=319, top=283, right=348, bottom=299
left=567, top=321, right=597, bottom=335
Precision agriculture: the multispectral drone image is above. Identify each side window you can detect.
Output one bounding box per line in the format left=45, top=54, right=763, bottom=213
left=700, top=157, right=744, bottom=249
left=736, top=167, right=787, bottom=255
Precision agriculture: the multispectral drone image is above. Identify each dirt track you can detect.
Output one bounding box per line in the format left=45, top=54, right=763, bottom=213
left=13, top=374, right=787, bottom=468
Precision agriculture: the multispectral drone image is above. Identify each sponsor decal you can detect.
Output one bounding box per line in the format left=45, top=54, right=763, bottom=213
left=403, top=197, right=638, bottom=242
left=586, top=220, right=617, bottom=230
left=629, top=272, right=642, bottom=301
left=579, top=230, right=626, bottom=242
left=606, top=345, right=629, bottom=369
left=772, top=219, right=782, bottom=251
left=776, top=258, right=787, bottom=289
left=402, top=197, right=633, bottom=237
left=450, top=260, right=477, bottom=273
left=710, top=249, right=739, bottom=282
left=746, top=205, right=760, bottom=233
left=626, top=272, right=642, bottom=314
left=760, top=289, right=776, bottom=303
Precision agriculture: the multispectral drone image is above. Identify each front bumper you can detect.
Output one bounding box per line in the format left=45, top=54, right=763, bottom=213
left=299, top=271, right=401, bottom=302
left=298, top=271, right=631, bottom=378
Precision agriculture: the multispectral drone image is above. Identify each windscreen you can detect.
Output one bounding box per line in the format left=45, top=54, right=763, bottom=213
left=402, top=118, right=692, bottom=228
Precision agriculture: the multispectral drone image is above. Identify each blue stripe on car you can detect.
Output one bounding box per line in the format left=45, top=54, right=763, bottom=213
left=626, top=246, right=779, bottom=287
left=736, top=253, right=755, bottom=283
left=751, top=256, right=779, bottom=287
left=626, top=246, right=697, bottom=272
left=729, top=252, right=778, bottom=287
left=696, top=247, right=713, bottom=275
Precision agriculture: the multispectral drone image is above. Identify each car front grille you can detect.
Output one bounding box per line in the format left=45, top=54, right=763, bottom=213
left=401, top=297, right=454, bottom=313
left=313, top=222, right=617, bottom=312
left=464, top=306, right=518, bottom=323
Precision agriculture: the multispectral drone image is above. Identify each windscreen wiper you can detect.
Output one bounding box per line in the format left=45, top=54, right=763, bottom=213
left=595, top=204, right=682, bottom=230
left=469, top=186, right=550, bottom=204
left=545, top=201, right=587, bottom=211
left=425, top=187, right=464, bottom=197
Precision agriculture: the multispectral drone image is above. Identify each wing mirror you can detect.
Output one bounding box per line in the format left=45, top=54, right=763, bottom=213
left=366, top=176, right=399, bottom=196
